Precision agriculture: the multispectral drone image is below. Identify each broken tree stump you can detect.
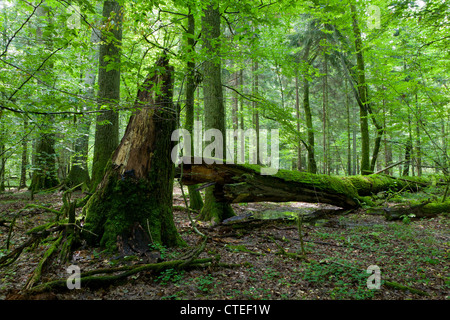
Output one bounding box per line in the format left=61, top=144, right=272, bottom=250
left=82, top=54, right=183, bottom=251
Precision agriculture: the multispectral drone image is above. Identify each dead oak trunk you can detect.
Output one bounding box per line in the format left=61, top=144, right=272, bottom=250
left=83, top=54, right=183, bottom=251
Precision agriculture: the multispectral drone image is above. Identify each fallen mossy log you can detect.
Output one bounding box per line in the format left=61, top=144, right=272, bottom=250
left=381, top=199, right=450, bottom=221
left=177, top=160, right=436, bottom=209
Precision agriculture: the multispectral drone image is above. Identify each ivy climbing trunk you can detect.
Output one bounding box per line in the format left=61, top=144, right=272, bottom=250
left=198, top=1, right=235, bottom=224
left=91, top=0, right=122, bottom=190
left=83, top=54, right=182, bottom=251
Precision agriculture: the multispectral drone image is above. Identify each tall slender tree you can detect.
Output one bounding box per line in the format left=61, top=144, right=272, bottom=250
left=198, top=1, right=234, bottom=223
left=67, top=27, right=100, bottom=188
left=91, top=0, right=122, bottom=190
left=184, top=8, right=203, bottom=211
left=30, top=1, right=58, bottom=191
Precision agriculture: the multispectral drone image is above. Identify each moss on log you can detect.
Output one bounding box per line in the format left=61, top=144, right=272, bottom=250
left=383, top=199, right=450, bottom=220
left=178, top=160, right=440, bottom=211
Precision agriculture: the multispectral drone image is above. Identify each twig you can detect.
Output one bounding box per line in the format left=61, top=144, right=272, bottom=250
left=374, top=160, right=405, bottom=174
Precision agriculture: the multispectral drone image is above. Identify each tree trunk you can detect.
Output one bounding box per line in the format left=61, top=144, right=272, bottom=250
left=350, top=5, right=370, bottom=175
left=402, top=138, right=412, bottom=176
left=30, top=128, right=59, bottom=191
left=252, top=59, right=260, bottom=165
left=346, top=79, right=352, bottom=175
left=303, top=74, right=317, bottom=174
left=198, top=1, right=234, bottom=224
left=83, top=54, right=182, bottom=251
left=239, top=68, right=244, bottom=130
left=382, top=200, right=447, bottom=221
left=415, top=92, right=422, bottom=176
left=184, top=10, right=203, bottom=211
left=30, top=2, right=59, bottom=191
left=0, top=115, right=5, bottom=192
left=19, top=117, right=28, bottom=189
left=67, top=27, right=100, bottom=188
left=295, top=73, right=302, bottom=171
left=178, top=161, right=432, bottom=210
left=91, top=0, right=122, bottom=190
left=322, top=53, right=329, bottom=174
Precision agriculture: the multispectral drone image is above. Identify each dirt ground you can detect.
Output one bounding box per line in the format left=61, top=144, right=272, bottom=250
left=0, top=187, right=449, bottom=301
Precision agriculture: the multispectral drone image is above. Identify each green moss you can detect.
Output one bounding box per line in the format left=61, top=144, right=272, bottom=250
left=26, top=221, right=65, bottom=235
left=199, top=187, right=235, bottom=224
left=238, top=164, right=359, bottom=199
left=225, top=244, right=264, bottom=255
left=422, top=200, right=450, bottom=215
left=83, top=165, right=183, bottom=252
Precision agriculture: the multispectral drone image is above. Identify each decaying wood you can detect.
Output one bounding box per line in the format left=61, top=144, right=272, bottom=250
left=177, top=159, right=434, bottom=210
left=382, top=199, right=447, bottom=220
left=83, top=53, right=182, bottom=249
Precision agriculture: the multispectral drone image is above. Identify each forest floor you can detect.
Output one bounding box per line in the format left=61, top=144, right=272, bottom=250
left=0, top=185, right=449, bottom=301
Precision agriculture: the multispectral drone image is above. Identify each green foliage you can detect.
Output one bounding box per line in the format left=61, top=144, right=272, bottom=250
left=301, top=260, right=376, bottom=299
left=155, top=268, right=185, bottom=285
left=194, top=274, right=215, bottom=293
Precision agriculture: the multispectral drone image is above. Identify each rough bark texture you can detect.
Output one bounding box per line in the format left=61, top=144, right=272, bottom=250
left=30, top=3, right=59, bottom=191
left=19, top=117, right=28, bottom=189
left=382, top=200, right=450, bottom=220
left=83, top=55, right=182, bottom=251
left=67, top=27, right=99, bottom=188
left=178, top=160, right=434, bottom=209
left=184, top=10, right=203, bottom=211
left=303, top=66, right=317, bottom=174
left=30, top=130, right=59, bottom=191
left=198, top=2, right=234, bottom=223
left=91, top=0, right=122, bottom=190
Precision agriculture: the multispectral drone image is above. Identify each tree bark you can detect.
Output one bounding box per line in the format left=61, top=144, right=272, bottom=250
left=184, top=10, right=203, bottom=211
left=322, top=53, right=329, bottom=174
left=350, top=4, right=371, bottom=175
left=198, top=1, right=235, bottom=224
left=252, top=59, right=260, bottom=165
left=30, top=127, right=59, bottom=191
left=303, top=74, right=317, bottom=174
left=30, top=2, right=59, bottom=191
left=295, top=73, right=302, bottom=171
left=67, top=27, right=100, bottom=188
left=91, top=0, right=122, bottom=190
left=19, top=117, right=28, bottom=189
left=83, top=54, right=182, bottom=251
left=178, top=160, right=433, bottom=210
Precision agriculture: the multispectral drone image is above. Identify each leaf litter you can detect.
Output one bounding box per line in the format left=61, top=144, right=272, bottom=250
left=0, top=187, right=448, bottom=300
